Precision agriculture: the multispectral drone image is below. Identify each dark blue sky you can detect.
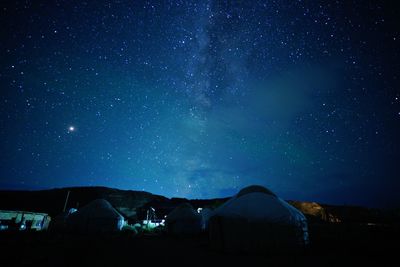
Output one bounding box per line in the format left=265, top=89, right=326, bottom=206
left=1, top=0, right=399, bottom=207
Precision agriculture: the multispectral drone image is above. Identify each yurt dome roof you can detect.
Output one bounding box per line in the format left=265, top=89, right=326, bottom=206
left=237, top=185, right=277, bottom=198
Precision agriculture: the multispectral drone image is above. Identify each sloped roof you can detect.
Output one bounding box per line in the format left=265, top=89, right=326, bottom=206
left=212, top=185, right=306, bottom=225
left=70, top=199, right=124, bottom=220
left=166, top=203, right=201, bottom=223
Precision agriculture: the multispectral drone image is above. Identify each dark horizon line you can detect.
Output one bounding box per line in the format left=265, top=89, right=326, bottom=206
left=0, top=183, right=396, bottom=210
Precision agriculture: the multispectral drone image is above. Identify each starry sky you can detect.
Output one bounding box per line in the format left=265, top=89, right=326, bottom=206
left=1, top=0, right=399, bottom=207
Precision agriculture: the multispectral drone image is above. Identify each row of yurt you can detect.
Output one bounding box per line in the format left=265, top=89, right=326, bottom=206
left=50, top=199, right=125, bottom=233
left=165, top=185, right=309, bottom=251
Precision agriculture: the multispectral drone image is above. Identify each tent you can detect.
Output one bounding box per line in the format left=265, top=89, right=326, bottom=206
left=199, top=208, right=213, bottom=230
left=49, top=208, right=77, bottom=231
left=67, top=199, right=125, bottom=233
left=209, top=185, right=309, bottom=252
left=165, top=203, right=202, bottom=235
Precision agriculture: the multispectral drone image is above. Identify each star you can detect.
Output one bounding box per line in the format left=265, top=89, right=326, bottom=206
left=0, top=0, right=398, bottom=207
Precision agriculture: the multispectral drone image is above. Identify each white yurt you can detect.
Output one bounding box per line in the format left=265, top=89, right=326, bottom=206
left=67, top=199, right=125, bottom=233
left=166, top=203, right=202, bottom=235
left=209, top=185, right=309, bottom=252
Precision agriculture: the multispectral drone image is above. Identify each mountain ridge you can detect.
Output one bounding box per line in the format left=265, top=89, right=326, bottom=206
left=0, top=186, right=398, bottom=224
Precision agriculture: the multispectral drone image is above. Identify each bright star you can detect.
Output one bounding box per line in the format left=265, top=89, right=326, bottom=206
left=68, top=126, right=75, bottom=132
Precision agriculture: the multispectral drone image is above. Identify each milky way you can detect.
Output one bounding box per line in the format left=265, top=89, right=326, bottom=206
left=1, top=0, right=399, bottom=207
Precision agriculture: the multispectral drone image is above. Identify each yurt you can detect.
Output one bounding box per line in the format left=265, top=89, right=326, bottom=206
left=67, top=199, right=125, bottom=233
left=165, top=203, right=202, bottom=235
left=200, top=208, right=213, bottom=230
left=49, top=208, right=77, bottom=231
left=209, top=185, right=309, bottom=252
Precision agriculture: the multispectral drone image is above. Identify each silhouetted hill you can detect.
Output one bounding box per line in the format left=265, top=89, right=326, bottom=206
left=0, top=187, right=228, bottom=221
left=0, top=187, right=398, bottom=224
left=0, top=187, right=166, bottom=220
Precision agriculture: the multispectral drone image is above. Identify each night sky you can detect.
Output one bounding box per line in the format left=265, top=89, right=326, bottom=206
left=1, top=0, right=399, bottom=207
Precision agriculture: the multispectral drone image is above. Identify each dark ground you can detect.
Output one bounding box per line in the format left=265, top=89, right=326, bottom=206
left=0, top=223, right=399, bottom=267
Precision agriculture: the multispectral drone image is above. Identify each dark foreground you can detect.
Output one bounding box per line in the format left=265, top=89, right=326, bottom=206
left=1, top=223, right=399, bottom=267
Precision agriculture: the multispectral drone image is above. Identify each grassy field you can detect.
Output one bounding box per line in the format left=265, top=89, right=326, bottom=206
left=0, top=223, right=398, bottom=267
